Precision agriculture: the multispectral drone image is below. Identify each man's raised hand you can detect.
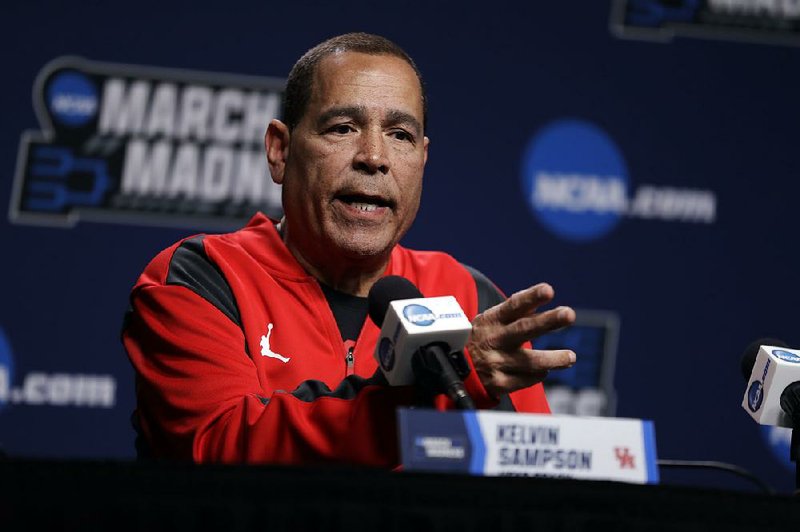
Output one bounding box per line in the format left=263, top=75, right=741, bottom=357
left=467, top=282, right=576, bottom=398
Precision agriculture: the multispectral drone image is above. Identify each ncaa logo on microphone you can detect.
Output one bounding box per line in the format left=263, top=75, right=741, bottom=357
left=403, top=304, right=437, bottom=327
left=772, top=349, right=800, bottom=364
left=747, top=358, right=771, bottom=412
left=747, top=381, right=764, bottom=412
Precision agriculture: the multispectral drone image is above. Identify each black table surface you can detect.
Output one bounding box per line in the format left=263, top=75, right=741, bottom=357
left=1, top=459, right=798, bottom=531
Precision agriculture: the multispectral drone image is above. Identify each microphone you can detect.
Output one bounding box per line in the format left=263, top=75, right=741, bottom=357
left=741, top=338, right=800, bottom=491
left=740, top=338, right=800, bottom=428
left=368, top=276, right=476, bottom=410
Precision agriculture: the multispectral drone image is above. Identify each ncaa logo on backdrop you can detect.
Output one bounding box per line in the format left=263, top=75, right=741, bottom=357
left=11, top=57, right=286, bottom=230
left=521, top=120, right=628, bottom=241
left=47, top=71, right=98, bottom=127
left=520, top=118, right=717, bottom=242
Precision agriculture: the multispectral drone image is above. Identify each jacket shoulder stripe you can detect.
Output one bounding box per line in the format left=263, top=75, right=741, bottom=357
left=166, top=235, right=242, bottom=328
left=461, top=263, right=505, bottom=313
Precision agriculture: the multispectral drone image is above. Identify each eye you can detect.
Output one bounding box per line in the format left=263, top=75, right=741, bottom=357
left=390, top=129, right=415, bottom=143
left=327, top=123, right=355, bottom=135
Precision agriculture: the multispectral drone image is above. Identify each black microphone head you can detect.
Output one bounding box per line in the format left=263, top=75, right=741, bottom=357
left=741, top=337, right=788, bottom=381
left=780, top=382, right=800, bottom=422
left=368, top=276, right=423, bottom=327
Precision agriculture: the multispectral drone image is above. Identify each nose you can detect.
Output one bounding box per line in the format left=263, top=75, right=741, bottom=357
left=353, top=129, right=390, bottom=175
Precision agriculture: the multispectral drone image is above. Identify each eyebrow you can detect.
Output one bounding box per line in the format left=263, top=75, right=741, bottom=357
left=316, top=106, right=366, bottom=127
left=316, top=106, right=423, bottom=136
left=385, top=109, right=422, bottom=137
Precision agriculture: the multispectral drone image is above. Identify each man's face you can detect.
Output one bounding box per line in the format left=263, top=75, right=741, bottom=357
left=271, top=51, right=428, bottom=267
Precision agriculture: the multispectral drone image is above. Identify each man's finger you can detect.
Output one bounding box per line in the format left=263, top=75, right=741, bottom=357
left=480, top=349, right=575, bottom=396
left=498, top=306, right=576, bottom=349
left=488, top=283, right=555, bottom=324
left=526, top=348, right=577, bottom=372
left=492, top=348, right=576, bottom=375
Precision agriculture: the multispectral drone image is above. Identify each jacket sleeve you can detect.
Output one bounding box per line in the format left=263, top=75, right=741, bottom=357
left=123, top=241, right=414, bottom=466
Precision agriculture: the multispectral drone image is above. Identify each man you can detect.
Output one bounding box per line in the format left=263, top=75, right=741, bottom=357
left=123, top=32, right=576, bottom=465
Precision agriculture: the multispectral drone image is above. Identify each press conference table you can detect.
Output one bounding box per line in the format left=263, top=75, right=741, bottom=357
left=1, top=459, right=798, bottom=531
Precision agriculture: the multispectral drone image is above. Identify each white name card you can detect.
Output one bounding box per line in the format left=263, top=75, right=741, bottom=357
left=398, top=409, right=659, bottom=484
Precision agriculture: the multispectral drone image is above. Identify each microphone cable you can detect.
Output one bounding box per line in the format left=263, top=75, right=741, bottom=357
left=657, top=459, right=775, bottom=495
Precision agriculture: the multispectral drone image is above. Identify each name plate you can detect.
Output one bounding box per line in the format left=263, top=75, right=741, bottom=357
left=398, top=409, right=659, bottom=484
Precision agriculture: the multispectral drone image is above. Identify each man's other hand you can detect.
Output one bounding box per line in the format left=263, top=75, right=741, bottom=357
left=467, top=282, right=576, bottom=398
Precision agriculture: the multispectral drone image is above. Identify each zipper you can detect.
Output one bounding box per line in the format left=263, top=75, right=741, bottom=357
left=345, top=345, right=355, bottom=376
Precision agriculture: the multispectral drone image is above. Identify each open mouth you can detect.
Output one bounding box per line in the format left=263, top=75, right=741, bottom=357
left=336, top=194, right=393, bottom=213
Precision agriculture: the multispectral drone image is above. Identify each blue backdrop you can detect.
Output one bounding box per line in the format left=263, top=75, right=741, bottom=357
left=1, top=1, right=798, bottom=493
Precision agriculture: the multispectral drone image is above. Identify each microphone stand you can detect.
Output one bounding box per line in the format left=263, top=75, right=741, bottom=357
left=779, top=382, right=800, bottom=494
left=792, top=430, right=799, bottom=494
left=412, top=343, right=476, bottom=410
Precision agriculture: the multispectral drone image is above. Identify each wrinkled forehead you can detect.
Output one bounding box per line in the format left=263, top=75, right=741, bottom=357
left=309, top=51, right=425, bottom=122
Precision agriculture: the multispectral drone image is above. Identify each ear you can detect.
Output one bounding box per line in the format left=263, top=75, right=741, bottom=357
left=266, top=119, right=290, bottom=185
left=423, top=136, right=429, bottom=166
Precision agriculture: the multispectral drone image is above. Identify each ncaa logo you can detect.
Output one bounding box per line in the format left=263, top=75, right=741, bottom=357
left=521, top=119, right=629, bottom=242
left=747, top=381, right=764, bottom=412
left=403, top=304, right=436, bottom=327
left=46, top=71, right=98, bottom=127
left=772, top=349, right=800, bottom=364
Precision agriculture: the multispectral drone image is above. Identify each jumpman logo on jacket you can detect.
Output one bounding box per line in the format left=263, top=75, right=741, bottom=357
left=260, top=323, right=291, bottom=363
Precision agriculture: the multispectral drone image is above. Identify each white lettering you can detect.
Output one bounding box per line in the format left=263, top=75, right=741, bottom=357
left=98, top=78, right=279, bottom=145
left=212, top=89, right=244, bottom=143
left=708, top=0, right=800, bottom=16
left=13, top=373, right=116, bottom=408
left=167, top=143, right=199, bottom=199
left=201, top=146, right=233, bottom=201
left=119, top=140, right=281, bottom=204
left=177, top=85, right=213, bottom=141
left=243, top=93, right=279, bottom=144
left=628, top=186, right=716, bottom=223
left=99, top=78, right=150, bottom=135
left=533, top=172, right=627, bottom=214
left=418, top=437, right=465, bottom=459
left=145, top=83, right=178, bottom=137
left=48, top=374, right=71, bottom=406
left=231, top=150, right=267, bottom=204
left=23, top=373, right=48, bottom=405
left=52, top=94, right=97, bottom=116
left=121, top=140, right=172, bottom=195
left=89, top=376, right=116, bottom=408
left=0, top=366, right=8, bottom=403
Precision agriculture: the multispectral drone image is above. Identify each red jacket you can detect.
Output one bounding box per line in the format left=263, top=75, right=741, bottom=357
left=123, top=213, right=549, bottom=466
